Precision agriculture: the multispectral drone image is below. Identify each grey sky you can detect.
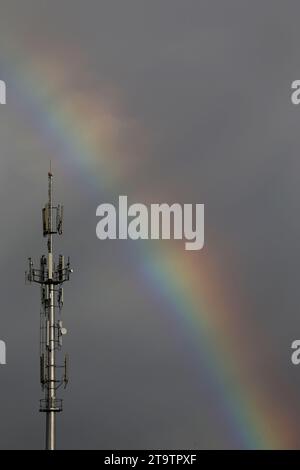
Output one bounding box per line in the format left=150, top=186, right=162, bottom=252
left=0, top=1, right=300, bottom=449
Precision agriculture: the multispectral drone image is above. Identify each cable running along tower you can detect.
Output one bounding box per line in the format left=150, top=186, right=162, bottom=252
left=26, top=169, right=72, bottom=450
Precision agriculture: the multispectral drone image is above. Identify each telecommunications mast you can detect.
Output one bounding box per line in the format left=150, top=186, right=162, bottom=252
left=26, top=167, right=72, bottom=450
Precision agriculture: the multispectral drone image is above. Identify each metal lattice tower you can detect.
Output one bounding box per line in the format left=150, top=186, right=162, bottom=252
left=26, top=168, right=72, bottom=450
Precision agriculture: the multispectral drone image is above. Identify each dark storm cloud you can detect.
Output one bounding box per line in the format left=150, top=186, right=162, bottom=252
left=0, top=0, right=300, bottom=449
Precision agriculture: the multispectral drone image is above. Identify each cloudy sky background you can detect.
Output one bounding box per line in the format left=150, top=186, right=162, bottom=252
left=0, top=0, right=300, bottom=449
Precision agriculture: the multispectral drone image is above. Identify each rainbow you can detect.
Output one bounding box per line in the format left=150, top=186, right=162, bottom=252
left=1, top=36, right=297, bottom=449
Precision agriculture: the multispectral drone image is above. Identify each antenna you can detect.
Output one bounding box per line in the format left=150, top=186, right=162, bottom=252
left=26, top=170, right=72, bottom=450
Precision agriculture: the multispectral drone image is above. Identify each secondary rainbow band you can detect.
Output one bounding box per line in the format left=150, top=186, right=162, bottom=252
left=1, top=39, right=295, bottom=448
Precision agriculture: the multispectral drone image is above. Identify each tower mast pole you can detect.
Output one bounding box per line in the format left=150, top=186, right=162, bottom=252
left=46, top=168, right=56, bottom=450
left=26, top=166, right=72, bottom=451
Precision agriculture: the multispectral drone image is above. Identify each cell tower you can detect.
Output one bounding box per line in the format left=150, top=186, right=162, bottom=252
left=26, top=168, right=72, bottom=450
